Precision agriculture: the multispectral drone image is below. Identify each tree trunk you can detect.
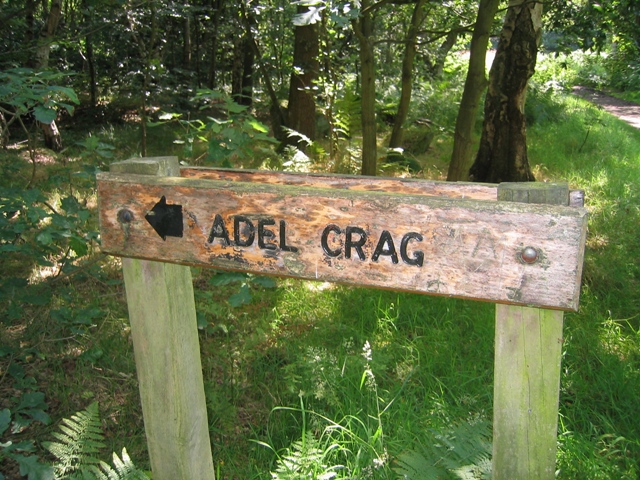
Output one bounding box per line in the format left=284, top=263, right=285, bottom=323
left=35, top=0, right=62, bottom=69
left=353, top=0, right=377, bottom=176
left=469, top=0, right=542, bottom=183
left=447, top=0, right=500, bottom=181
left=240, top=37, right=254, bottom=106
left=286, top=5, right=320, bottom=150
left=231, top=33, right=244, bottom=101
left=82, top=0, right=97, bottom=108
left=183, top=13, right=192, bottom=70
left=24, top=0, right=37, bottom=57
left=389, top=0, right=426, bottom=150
left=428, top=29, right=459, bottom=79
left=34, top=0, right=64, bottom=152
left=85, top=33, right=97, bottom=107
left=239, top=1, right=286, bottom=139
left=207, top=0, right=224, bottom=88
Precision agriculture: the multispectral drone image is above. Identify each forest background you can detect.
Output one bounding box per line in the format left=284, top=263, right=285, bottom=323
left=1, top=0, right=640, bottom=478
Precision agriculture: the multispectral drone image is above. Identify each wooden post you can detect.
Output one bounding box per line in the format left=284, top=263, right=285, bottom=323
left=110, top=157, right=215, bottom=480
left=492, top=182, right=569, bottom=479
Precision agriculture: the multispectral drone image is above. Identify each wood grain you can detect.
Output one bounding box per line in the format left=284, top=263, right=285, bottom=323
left=181, top=166, right=499, bottom=200
left=113, top=158, right=216, bottom=480
left=97, top=172, right=587, bottom=310
left=492, top=182, right=568, bottom=480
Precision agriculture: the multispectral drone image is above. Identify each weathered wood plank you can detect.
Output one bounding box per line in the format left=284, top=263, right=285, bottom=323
left=181, top=166, right=499, bottom=200
left=493, top=305, right=564, bottom=479
left=112, top=159, right=215, bottom=480
left=492, top=182, right=569, bottom=480
left=181, top=165, right=585, bottom=204
left=97, top=172, right=587, bottom=310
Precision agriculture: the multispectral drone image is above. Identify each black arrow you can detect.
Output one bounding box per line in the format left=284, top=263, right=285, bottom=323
left=145, top=196, right=183, bottom=241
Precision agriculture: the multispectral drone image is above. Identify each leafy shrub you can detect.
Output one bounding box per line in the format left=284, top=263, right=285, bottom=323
left=0, top=68, right=78, bottom=147
left=0, top=187, right=98, bottom=323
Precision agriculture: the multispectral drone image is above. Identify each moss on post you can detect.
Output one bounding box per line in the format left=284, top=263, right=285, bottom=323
left=112, top=157, right=215, bottom=480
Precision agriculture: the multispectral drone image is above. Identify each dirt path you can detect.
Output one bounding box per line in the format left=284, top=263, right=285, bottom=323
left=572, top=86, right=640, bottom=129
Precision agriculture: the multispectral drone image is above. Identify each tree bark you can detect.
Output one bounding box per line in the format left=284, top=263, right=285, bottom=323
left=35, top=0, right=62, bottom=69
left=33, top=0, right=64, bottom=152
left=240, top=37, right=255, bottom=106
left=82, top=0, right=97, bottom=108
left=183, top=13, right=192, bottom=70
left=389, top=0, right=426, bottom=150
left=286, top=5, right=320, bottom=150
left=231, top=32, right=244, bottom=101
left=428, top=29, right=460, bottom=79
left=469, top=0, right=542, bottom=183
left=353, top=0, right=377, bottom=176
left=207, top=0, right=224, bottom=88
left=239, top=1, right=287, bottom=139
left=447, top=0, right=501, bottom=181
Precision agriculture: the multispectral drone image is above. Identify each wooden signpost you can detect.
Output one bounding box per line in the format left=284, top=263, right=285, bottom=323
left=97, top=156, right=588, bottom=480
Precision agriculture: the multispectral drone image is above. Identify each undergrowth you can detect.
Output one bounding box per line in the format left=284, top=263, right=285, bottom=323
left=0, top=53, right=639, bottom=479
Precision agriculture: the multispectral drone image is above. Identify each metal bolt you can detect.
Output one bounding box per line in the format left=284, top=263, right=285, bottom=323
left=520, top=246, right=539, bottom=264
left=117, top=209, right=134, bottom=224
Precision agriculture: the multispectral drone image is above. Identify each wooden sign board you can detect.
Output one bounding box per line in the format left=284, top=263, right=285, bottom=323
left=97, top=169, right=587, bottom=311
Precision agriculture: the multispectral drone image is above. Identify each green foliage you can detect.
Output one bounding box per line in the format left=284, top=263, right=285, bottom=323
left=44, top=403, right=149, bottom=480
left=393, top=419, right=492, bottom=480
left=0, top=68, right=78, bottom=124
left=0, top=186, right=97, bottom=323
left=0, top=68, right=78, bottom=149
left=0, top=394, right=54, bottom=480
left=151, top=91, right=277, bottom=166
left=270, top=431, right=343, bottom=480
left=45, top=402, right=106, bottom=476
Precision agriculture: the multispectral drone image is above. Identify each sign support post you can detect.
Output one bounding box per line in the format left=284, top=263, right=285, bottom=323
left=111, top=158, right=215, bottom=480
left=492, top=183, right=569, bottom=479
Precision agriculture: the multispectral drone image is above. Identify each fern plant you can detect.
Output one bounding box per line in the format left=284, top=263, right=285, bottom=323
left=271, top=431, right=343, bottom=480
left=44, top=402, right=149, bottom=480
left=393, top=418, right=492, bottom=480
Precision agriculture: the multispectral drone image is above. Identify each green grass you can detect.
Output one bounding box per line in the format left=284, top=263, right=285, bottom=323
left=1, top=58, right=640, bottom=478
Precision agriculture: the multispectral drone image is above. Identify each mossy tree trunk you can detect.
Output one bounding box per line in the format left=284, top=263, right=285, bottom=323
left=353, top=0, right=377, bottom=176
left=447, top=0, right=501, bottom=181
left=469, top=0, right=542, bottom=183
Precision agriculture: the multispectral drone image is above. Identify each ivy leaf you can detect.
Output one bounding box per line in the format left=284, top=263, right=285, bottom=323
left=247, top=119, right=269, bottom=133
left=14, top=455, right=55, bottom=480
left=252, top=276, right=277, bottom=288
left=36, top=231, right=53, bottom=245
left=48, top=86, right=79, bottom=104
left=33, top=105, right=57, bottom=125
left=208, top=272, right=247, bottom=286
left=229, top=284, right=252, bottom=307
left=16, top=392, right=48, bottom=412
left=0, top=409, right=10, bottom=435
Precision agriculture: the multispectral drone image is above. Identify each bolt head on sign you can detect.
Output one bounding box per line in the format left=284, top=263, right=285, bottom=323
left=520, top=246, right=539, bottom=264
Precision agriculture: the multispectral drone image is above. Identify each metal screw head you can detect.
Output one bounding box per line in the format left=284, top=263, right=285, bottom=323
left=117, top=209, right=134, bottom=224
left=520, top=246, right=539, bottom=264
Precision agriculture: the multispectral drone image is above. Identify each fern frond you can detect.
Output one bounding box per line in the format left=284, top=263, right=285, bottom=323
left=393, top=418, right=492, bottom=480
left=44, top=402, right=106, bottom=477
left=271, top=431, right=341, bottom=480
left=98, top=448, right=149, bottom=480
